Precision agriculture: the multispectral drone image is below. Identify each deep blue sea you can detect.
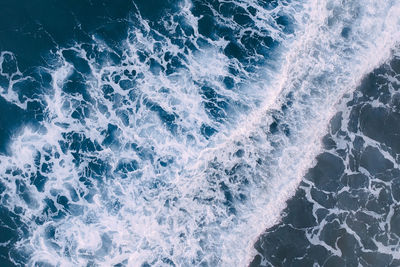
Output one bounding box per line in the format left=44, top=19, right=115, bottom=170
left=0, top=0, right=399, bottom=266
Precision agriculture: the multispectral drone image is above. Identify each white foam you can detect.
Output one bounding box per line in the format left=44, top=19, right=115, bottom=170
left=0, top=0, right=399, bottom=266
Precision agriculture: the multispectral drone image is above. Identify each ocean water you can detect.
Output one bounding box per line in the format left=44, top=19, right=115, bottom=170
left=0, top=0, right=399, bottom=266
left=251, top=53, right=400, bottom=267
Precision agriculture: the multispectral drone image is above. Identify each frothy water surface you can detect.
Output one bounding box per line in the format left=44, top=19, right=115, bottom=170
left=0, top=0, right=399, bottom=266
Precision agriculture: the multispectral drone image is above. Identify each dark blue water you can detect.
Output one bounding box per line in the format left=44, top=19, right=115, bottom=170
left=251, top=56, right=400, bottom=267
left=0, top=0, right=399, bottom=266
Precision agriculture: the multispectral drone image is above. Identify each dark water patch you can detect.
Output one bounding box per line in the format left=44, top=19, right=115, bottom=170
left=62, top=70, right=92, bottom=102
left=198, top=15, right=216, bottom=39
left=31, top=171, right=48, bottom=192
left=0, top=96, right=35, bottom=154
left=102, top=123, right=122, bottom=149
left=283, top=189, right=317, bottom=228
left=133, top=0, right=178, bottom=20
left=275, top=14, right=294, bottom=34
left=1, top=53, right=18, bottom=76
left=360, top=146, right=394, bottom=175
left=306, top=152, right=345, bottom=192
left=251, top=55, right=400, bottom=266
left=201, top=124, right=217, bottom=139
left=359, top=104, right=400, bottom=155
left=0, top=0, right=134, bottom=71
left=322, top=134, right=337, bottom=150
left=0, top=206, right=29, bottom=266
left=251, top=224, right=312, bottom=267
left=341, top=26, right=351, bottom=38
left=62, top=49, right=91, bottom=75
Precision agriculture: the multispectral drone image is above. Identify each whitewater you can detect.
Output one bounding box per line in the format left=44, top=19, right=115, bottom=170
left=0, top=0, right=399, bottom=266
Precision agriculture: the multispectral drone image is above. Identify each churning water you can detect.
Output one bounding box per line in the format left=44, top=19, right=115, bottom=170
left=0, top=0, right=399, bottom=266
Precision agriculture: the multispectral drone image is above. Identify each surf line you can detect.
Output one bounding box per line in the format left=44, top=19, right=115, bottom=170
left=181, top=0, right=400, bottom=265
